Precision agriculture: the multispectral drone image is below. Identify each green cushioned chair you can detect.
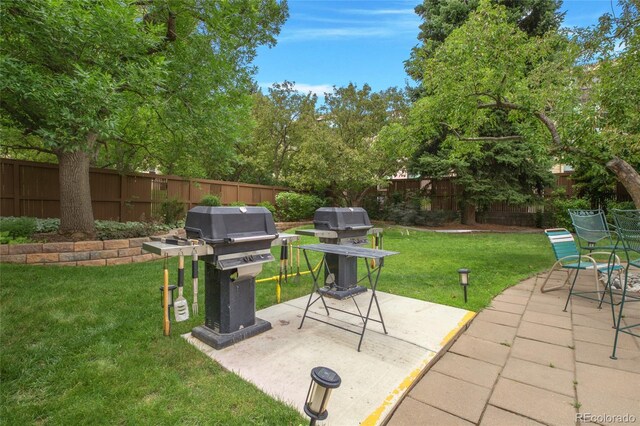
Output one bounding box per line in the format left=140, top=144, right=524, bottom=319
left=541, top=228, right=622, bottom=313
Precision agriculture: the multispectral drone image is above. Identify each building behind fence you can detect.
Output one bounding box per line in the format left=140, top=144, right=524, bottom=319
left=0, top=159, right=288, bottom=222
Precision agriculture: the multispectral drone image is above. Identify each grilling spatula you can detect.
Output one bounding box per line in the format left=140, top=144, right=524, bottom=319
left=174, top=254, right=190, bottom=322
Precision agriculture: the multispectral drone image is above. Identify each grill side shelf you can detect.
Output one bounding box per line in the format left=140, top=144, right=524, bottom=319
left=142, top=241, right=213, bottom=257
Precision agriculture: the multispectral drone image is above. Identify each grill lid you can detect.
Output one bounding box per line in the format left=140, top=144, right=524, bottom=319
left=185, top=206, right=278, bottom=245
left=313, top=207, right=372, bottom=232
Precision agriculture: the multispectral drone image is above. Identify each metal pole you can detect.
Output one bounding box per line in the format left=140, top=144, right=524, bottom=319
left=463, top=286, right=468, bottom=303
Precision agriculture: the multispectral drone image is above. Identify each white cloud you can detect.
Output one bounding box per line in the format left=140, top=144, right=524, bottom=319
left=278, top=4, right=420, bottom=42
left=259, top=82, right=333, bottom=97
left=343, top=8, right=415, bottom=16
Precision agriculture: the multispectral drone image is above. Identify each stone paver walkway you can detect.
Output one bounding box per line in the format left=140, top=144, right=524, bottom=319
left=388, top=271, right=640, bottom=426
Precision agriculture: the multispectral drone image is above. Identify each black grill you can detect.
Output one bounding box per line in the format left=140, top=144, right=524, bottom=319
left=187, top=206, right=277, bottom=349
left=313, top=207, right=373, bottom=245
left=312, top=207, right=373, bottom=298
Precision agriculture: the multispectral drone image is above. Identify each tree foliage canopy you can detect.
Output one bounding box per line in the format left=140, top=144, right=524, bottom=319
left=287, top=83, right=410, bottom=206
left=0, top=0, right=287, bottom=234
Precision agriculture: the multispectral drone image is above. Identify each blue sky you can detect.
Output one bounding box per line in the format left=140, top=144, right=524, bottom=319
left=254, top=0, right=621, bottom=97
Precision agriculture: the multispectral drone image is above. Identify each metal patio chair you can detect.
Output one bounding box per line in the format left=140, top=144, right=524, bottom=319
left=540, top=229, right=622, bottom=312
left=609, top=209, right=640, bottom=359
left=568, top=209, right=617, bottom=252
left=568, top=209, right=620, bottom=309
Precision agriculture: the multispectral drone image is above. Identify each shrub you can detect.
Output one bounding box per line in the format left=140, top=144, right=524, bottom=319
left=275, top=192, right=324, bottom=222
left=361, top=195, right=387, bottom=220
left=0, top=231, right=32, bottom=245
left=95, top=221, right=172, bottom=240
left=605, top=200, right=636, bottom=224
left=35, top=218, right=60, bottom=233
left=544, top=192, right=590, bottom=231
left=200, top=194, right=221, bottom=206
left=0, top=217, right=37, bottom=239
left=257, top=201, right=276, bottom=217
left=159, top=198, right=185, bottom=226
left=228, top=201, right=246, bottom=207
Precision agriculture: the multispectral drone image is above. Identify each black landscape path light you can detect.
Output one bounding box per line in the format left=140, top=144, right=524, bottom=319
left=458, top=268, right=470, bottom=303
left=304, top=366, right=341, bottom=426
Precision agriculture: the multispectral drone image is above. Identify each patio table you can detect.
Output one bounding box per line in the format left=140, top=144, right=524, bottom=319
left=298, top=243, right=399, bottom=351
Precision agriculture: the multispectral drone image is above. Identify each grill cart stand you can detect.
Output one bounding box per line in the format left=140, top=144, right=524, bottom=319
left=144, top=206, right=294, bottom=350
left=296, top=207, right=382, bottom=299
left=298, top=243, right=399, bottom=351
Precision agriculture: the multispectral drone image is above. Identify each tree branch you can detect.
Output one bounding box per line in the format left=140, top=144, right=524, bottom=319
left=442, top=123, right=523, bottom=142
left=477, top=100, right=562, bottom=146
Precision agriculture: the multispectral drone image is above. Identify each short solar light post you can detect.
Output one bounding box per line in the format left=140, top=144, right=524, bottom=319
left=458, top=268, right=470, bottom=303
left=304, top=366, right=341, bottom=426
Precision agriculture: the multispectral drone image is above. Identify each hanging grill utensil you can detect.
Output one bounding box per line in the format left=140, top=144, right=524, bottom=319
left=192, top=251, right=199, bottom=315
left=174, top=254, right=190, bottom=322
left=163, top=256, right=171, bottom=336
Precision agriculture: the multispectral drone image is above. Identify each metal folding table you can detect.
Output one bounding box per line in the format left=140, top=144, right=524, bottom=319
left=298, top=243, right=399, bottom=351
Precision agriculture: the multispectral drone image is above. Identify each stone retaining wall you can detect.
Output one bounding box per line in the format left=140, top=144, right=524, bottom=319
left=0, top=222, right=312, bottom=266
left=0, top=237, right=161, bottom=266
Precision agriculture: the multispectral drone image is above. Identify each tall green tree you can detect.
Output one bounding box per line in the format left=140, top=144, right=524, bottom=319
left=407, top=0, right=640, bottom=215
left=565, top=0, right=640, bottom=206
left=406, top=0, right=564, bottom=223
left=0, top=0, right=287, bottom=236
left=405, top=0, right=564, bottom=83
left=288, top=84, right=410, bottom=206
left=239, top=81, right=319, bottom=185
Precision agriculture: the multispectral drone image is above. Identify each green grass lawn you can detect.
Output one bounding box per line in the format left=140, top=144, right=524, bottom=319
left=0, top=227, right=553, bottom=424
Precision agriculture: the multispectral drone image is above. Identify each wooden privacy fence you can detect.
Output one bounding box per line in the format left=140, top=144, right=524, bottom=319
left=383, top=173, right=631, bottom=227
left=0, top=159, right=289, bottom=222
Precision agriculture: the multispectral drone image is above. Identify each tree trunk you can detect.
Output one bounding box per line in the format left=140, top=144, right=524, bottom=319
left=58, top=150, right=96, bottom=238
left=461, top=202, right=477, bottom=225
left=606, top=157, right=640, bottom=208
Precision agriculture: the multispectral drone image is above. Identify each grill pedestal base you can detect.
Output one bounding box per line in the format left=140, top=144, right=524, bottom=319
left=192, top=319, right=271, bottom=350
left=194, top=263, right=272, bottom=350
left=319, top=285, right=368, bottom=300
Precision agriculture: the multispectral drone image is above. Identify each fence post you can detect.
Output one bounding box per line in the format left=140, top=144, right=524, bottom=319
left=13, top=162, right=21, bottom=216
left=119, top=174, right=126, bottom=222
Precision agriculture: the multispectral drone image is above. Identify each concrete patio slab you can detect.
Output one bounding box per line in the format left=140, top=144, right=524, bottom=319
left=500, top=357, right=575, bottom=396
left=574, top=340, right=640, bottom=373
left=576, top=363, right=640, bottom=423
left=510, top=337, right=575, bottom=371
left=516, top=321, right=573, bottom=346
left=387, top=397, right=473, bottom=426
left=183, top=291, right=474, bottom=425
left=489, top=378, right=577, bottom=425
left=431, top=352, right=501, bottom=388
left=480, top=405, right=545, bottom=426
left=474, top=309, right=521, bottom=327
left=408, top=371, right=491, bottom=423
left=449, top=334, right=510, bottom=367
left=521, top=310, right=572, bottom=329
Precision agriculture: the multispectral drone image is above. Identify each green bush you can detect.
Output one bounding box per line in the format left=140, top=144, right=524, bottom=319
left=257, top=201, right=276, bottom=217
left=361, top=195, right=387, bottom=220
left=95, top=221, right=172, bottom=240
left=159, top=198, right=185, bottom=226
left=0, top=217, right=37, bottom=239
left=544, top=193, right=590, bottom=231
left=200, top=194, right=221, bottom=206
left=605, top=200, right=636, bottom=224
left=275, top=192, right=324, bottom=222
left=35, top=218, right=60, bottom=233
left=0, top=231, right=32, bottom=244
left=228, top=201, right=246, bottom=207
